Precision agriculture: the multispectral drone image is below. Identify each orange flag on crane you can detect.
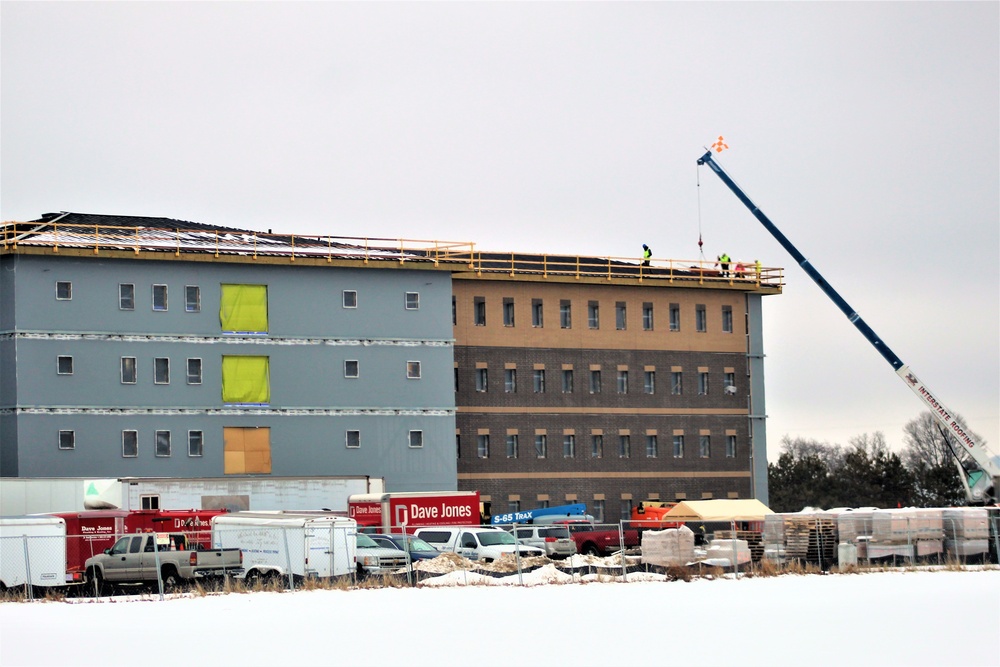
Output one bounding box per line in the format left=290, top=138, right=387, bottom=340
left=712, top=136, right=729, bottom=153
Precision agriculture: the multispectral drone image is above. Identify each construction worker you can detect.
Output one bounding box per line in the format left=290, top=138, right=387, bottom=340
left=717, top=252, right=731, bottom=277
left=642, top=244, right=652, bottom=267
left=754, top=259, right=762, bottom=281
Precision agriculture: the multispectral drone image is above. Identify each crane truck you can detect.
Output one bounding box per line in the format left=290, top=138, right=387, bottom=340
left=697, top=149, right=1000, bottom=504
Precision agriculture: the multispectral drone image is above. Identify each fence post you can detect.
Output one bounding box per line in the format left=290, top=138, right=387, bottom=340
left=22, top=537, right=33, bottom=601
left=731, top=520, right=739, bottom=578
left=153, top=535, right=164, bottom=601
left=618, top=522, right=627, bottom=581
left=283, top=526, right=294, bottom=591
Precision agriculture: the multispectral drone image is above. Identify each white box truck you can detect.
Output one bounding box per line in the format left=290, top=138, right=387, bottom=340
left=211, top=512, right=357, bottom=582
left=0, top=516, right=69, bottom=591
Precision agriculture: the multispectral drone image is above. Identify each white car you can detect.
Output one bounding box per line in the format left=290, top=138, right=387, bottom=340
left=414, top=526, right=545, bottom=562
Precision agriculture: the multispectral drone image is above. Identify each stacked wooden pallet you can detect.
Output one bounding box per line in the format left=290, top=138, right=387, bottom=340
left=781, top=514, right=837, bottom=566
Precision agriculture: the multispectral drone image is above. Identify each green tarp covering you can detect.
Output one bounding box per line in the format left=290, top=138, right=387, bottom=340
left=222, top=356, right=270, bottom=404
left=220, top=284, right=268, bottom=333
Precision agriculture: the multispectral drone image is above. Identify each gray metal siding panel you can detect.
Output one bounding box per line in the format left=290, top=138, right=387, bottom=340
left=7, top=255, right=452, bottom=341
left=10, top=413, right=456, bottom=491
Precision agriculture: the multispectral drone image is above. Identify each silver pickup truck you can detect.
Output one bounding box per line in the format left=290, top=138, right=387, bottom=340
left=85, top=532, right=243, bottom=593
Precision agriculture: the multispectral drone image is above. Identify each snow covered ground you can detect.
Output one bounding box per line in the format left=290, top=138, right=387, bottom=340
left=2, top=568, right=998, bottom=667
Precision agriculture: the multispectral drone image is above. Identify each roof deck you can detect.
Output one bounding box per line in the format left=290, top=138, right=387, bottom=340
left=2, top=213, right=782, bottom=293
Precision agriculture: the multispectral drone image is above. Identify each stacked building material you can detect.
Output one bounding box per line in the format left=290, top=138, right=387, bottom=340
left=703, top=538, right=752, bottom=567
left=714, top=529, right=764, bottom=562
left=942, top=507, right=990, bottom=558
left=870, top=508, right=944, bottom=560
left=640, top=526, right=695, bottom=567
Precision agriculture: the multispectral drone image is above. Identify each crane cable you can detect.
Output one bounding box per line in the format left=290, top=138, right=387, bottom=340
left=696, top=163, right=706, bottom=260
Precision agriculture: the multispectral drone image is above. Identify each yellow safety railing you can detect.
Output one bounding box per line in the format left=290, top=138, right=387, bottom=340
left=1, top=221, right=782, bottom=287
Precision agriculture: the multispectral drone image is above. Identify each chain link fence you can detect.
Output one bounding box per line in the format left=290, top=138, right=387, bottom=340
left=3, top=510, right=997, bottom=600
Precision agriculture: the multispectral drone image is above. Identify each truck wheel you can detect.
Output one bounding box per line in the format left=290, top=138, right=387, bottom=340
left=88, top=568, right=108, bottom=597
left=583, top=544, right=602, bottom=557
left=161, top=568, right=181, bottom=592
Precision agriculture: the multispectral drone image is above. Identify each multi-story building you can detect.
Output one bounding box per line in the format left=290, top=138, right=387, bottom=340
left=1, top=213, right=466, bottom=492
left=2, top=214, right=782, bottom=517
left=451, top=253, right=782, bottom=520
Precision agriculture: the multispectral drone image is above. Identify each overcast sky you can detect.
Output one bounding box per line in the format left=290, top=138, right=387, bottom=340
left=3, top=2, right=997, bottom=463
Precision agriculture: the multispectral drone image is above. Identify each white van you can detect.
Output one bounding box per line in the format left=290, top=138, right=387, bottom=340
left=414, top=526, right=545, bottom=562
left=511, top=524, right=576, bottom=559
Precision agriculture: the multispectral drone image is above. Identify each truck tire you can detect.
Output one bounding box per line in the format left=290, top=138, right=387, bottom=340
left=583, top=544, right=602, bottom=557
left=88, top=568, right=109, bottom=597
left=161, top=567, right=181, bottom=592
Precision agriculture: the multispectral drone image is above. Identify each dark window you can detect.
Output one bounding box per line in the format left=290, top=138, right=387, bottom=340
left=185, top=286, right=201, bottom=313
left=154, top=358, right=170, bottom=384
left=642, top=303, right=654, bottom=330
left=504, top=369, right=517, bottom=393
left=56, top=281, right=72, bottom=300
left=644, top=371, right=655, bottom=394
left=476, top=368, right=488, bottom=392
left=347, top=430, right=361, bottom=449
left=722, top=305, right=733, bottom=333
left=646, top=435, right=658, bottom=458
left=345, top=360, right=359, bottom=378
left=591, top=434, right=603, bottom=458
left=700, top=435, right=711, bottom=458
left=155, top=430, right=171, bottom=457
left=188, top=431, right=204, bottom=457
left=122, top=357, right=137, bottom=384
left=562, top=369, right=574, bottom=393
left=588, top=301, right=599, bottom=329
left=696, top=305, right=707, bottom=332
left=560, top=300, right=571, bottom=328
left=474, top=297, right=486, bottom=325
left=699, top=372, right=709, bottom=395
left=122, top=430, right=138, bottom=457
left=616, top=302, right=627, bottom=330
left=503, top=298, right=515, bottom=326
left=407, top=361, right=421, bottom=379
left=58, top=430, right=75, bottom=450
left=57, top=356, right=73, bottom=375
left=617, top=370, right=628, bottom=394
left=533, top=369, right=546, bottom=393
left=532, top=299, right=543, bottom=327
left=671, top=372, right=682, bottom=395
left=409, top=431, right=424, bottom=448
left=669, top=304, right=680, bottom=331
left=344, top=290, right=358, bottom=308
left=535, top=435, right=547, bottom=458
left=590, top=370, right=601, bottom=394
left=119, top=284, right=135, bottom=310
left=563, top=435, right=575, bottom=458
left=506, top=434, right=518, bottom=458
left=726, top=435, right=737, bottom=458
left=619, top=435, right=631, bottom=459
left=405, top=292, right=420, bottom=310
left=477, top=435, right=490, bottom=458
left=152, top=285, right=168, bottom=311
left=187, top=358, right=203, bottom=385
left=673, top=435, right=685, bottom=458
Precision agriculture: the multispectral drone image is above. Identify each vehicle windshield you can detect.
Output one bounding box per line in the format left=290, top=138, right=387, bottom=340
left=478, top=531, right=516, bottom=547
left=405, top=537, right=436, bottom=551
left=356, top=533, right=379, bottom=548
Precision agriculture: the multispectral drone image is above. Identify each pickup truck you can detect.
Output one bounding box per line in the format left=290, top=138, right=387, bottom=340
left=85, top=532, right=243, bottom=592
left=559, top=520, right=641, bottom=557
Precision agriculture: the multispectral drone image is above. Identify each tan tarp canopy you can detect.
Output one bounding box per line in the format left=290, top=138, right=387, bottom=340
left=662, top=499, right=774, bottom=522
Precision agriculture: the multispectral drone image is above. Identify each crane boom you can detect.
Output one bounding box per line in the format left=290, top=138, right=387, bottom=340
left=697, top=150, right=1000, bottom=503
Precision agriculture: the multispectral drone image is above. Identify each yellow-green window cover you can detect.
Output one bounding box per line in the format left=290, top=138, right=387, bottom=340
left=220, top=284, right=268, bottom=333
left=222, top=356, right=270, bottom=404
